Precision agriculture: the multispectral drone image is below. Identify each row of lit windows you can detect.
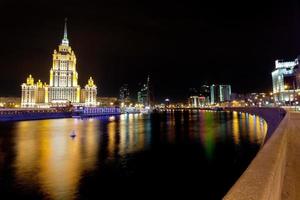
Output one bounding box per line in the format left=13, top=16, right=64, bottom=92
left=83, top=107, right=120, bottom=114
left=53, top=76, right=73, bottom=87
left=21, top=90, right=35, bottom=103
left=49, top=88, right=78, bottom=102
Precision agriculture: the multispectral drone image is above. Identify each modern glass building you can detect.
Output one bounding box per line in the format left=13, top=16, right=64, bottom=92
left=210, top=84, right=231, bottom=104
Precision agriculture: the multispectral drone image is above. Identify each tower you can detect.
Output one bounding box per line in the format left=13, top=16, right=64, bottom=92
left=48, top=18, right=80, bottom=104
left=21, top=19, right=99, bottom=108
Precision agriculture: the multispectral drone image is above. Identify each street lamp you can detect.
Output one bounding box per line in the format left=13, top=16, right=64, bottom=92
left=284, top=84, right=292, bottom=107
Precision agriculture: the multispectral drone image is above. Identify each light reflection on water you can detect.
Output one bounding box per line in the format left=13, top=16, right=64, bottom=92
left=0, top=111, right=267, bottom=199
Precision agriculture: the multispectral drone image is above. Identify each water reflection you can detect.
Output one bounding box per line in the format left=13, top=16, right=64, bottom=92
left=200, top=111, right=216, bottom=160
left=118, top=114, right=148, bottom=156
left=0, top=111, right=268, bottom=200
left=232, top=111, right=240, bottom=144
left=230, top=112, right=267, bottom=147
left=14, top=119, right=100, bottom=199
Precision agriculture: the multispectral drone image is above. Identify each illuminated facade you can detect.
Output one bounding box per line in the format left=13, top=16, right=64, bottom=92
left=83, top=77, right=97, bottom=107
left=188, top=96, right=206, bottom=108
left=272, top=59, right=299, bottom=103
left=21, top=19, right=98, bottom=108
left=21, top=75, right=48, bottom=107
left=210, top=84, right=231, bottom=104
left=48, top=19, right=80, bottom=104
left=21, top=75, right=37, bottom=107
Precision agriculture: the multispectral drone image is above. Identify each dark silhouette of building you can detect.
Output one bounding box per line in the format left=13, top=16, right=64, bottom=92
left=137, top=75, right=154, bottom=107
left=119, top=84, right=130, bottom=103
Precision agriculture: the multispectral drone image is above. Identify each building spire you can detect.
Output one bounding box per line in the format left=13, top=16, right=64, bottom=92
left=62, top=18, right=69, bottom=46
left=64, top=18, right=68, bottom=40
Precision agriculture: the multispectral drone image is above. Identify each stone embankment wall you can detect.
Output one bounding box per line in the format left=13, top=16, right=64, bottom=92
left=223, top=107, right=300, bottom=200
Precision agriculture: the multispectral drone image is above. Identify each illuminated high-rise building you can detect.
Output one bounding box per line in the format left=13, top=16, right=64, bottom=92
left=210, top=84, right=231, bottom=104
left=220, top=85, right=231, bottom=102
left=48, top=18, right=80, bottom=104
left=21, top=19, right=98, bottom=108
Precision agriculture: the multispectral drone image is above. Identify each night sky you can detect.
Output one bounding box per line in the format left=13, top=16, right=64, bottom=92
left=1, top=0, right=300, bottom=101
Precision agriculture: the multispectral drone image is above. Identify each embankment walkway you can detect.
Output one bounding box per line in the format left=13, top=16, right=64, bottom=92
left=224, top=109, right=300, bottom=200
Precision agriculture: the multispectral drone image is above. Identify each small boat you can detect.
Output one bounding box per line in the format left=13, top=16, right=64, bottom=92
left=70, top=130, right=76, bottom=138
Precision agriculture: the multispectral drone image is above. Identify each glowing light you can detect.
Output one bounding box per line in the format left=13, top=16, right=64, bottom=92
left=21, top=19, right=98, bottom=107
left=232, top=111, right=240, bottom=144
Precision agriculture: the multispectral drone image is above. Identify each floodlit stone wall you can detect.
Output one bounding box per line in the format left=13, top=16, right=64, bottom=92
left=223, top=107, right=300, bottom=200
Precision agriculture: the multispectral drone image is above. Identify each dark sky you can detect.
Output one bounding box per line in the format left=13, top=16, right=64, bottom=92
left=0, top=0, right=300, bottom=101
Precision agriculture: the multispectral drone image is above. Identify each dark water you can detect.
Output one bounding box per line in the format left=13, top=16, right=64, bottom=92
left=0, top=111, right=267, bottom=200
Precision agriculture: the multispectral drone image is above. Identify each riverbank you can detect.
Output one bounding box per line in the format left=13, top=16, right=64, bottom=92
left=0, top=107, right=121, bottom=121
left=0, top=109, right=72, bottom=121
left=223, top=108, right=300, bottom=200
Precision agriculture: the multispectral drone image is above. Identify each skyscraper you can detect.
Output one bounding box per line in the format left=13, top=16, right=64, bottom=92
left=21, top=19, right=98, bottom=108
left=210, top=84, right=231, bottom=104
left=219, top=85, right=231, bottom=102
left=210, top=84, right=219, bottom=104
left=119, top=84, right=130, bottom=103
left=137, top=75, right=153, bottom=107
left=48, top=18, right=80, bottom=104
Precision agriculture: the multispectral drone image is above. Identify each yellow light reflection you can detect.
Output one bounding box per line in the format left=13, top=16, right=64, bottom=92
left=14, top=118, right=99, bottom=200
left=248, top=114, right=255, bottom=143
left=108, top=120, right=116, bottom=158
left=232, top=111, right=240, bottom=144
left=118, top=114, right=146, bottom=156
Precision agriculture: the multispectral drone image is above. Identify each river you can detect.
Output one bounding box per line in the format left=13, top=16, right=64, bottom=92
left=0, top=110, right=267, bottom=199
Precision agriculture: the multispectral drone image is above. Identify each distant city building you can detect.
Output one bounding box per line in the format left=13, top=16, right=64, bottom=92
left=231, top=92, right=274, bottom=107
left=119, top=84, right=130, bottom=103
left=137, top=85, right=148, bottom=105
left=188, top=96, right=206, bottom=108
left=97, top=97, right=118, bottom=107
left=210, top=84, right=219, bottom=104
left=137, top=75, right=153, bottom=107
left=0, top=97, right=21, bottom=108
left=220, top=85, right=232, bottom=102
left=210, top=84, right=231, bottom=104
left=272, top=59, right=300, bottom=103
left=21, top=19, right=98, bottom=108
left=187, top=85, right=210, bottom=105
left=199, top=85, right=210, bottom=98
